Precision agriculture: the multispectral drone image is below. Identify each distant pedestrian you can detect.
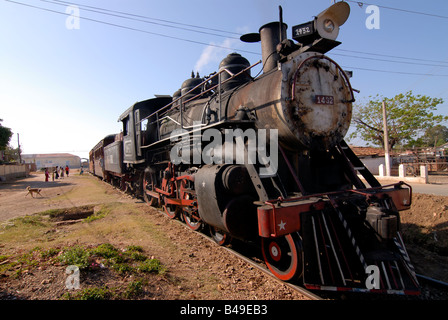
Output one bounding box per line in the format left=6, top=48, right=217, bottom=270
left=45, top=168, right=50, bottom=182
left=55, top=166, right=59, bottom=179
left=60, top=166, right=64, bottom=178
left=65, top=165, right=69, bottom=177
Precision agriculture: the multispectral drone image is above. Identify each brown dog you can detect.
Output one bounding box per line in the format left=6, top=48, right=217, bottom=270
left=25, top=186, right=42, bottom=198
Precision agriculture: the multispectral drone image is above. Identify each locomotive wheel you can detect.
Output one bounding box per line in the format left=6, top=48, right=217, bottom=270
left=209, top=226, right=231, bottom=246
left=143, top=170, right=158, bottom=206
left=181, top=185, right=202, bottom=231
left=163, top=202, right=179, bottom=219
left=182, top=208, right=202, bottom=231
left=261, top=232, right=303, bottom=281
left=162, top=196, right=180, bottom=219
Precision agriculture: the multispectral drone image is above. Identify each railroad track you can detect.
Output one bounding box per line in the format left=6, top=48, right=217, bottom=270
left=415, top=274, right=448, bottom=300
left=108, top=180, right=448, bottom=301
left=195, top=227, right=324, bottom=301
left=168, top=209, right=448, bottom=301
left=166, top=208, right=324, bottom=300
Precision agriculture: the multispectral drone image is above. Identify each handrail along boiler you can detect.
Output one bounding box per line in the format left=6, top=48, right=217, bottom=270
left=90, top=2, right=420, bottom=294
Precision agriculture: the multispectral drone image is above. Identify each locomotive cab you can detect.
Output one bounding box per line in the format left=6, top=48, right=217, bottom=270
left=118, top=96, right=172, bottom=164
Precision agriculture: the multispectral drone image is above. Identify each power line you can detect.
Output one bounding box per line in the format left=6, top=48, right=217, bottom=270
left=4, top=0, right=448, bottom=78
left=334, top=48, right=448, bottom=65
left=45, top=0, right=448, bottom=68
left=331, top=52, right=448, bottom=68
left=342, top=65, right=448, bottom=77
left=4, top=0, right=259, bottom=55
left=41, top=0, right=241, bottom=39
left=345, top=0, right=448, bottom=20
left=47, top=0, right=241, bottom=36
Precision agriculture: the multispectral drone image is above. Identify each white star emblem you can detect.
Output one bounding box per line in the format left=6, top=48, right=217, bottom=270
left=278, top=220, right=286, bottom=231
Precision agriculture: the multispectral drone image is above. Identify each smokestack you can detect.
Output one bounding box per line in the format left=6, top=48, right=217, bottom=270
left=259, top=21, right=287, bottom=73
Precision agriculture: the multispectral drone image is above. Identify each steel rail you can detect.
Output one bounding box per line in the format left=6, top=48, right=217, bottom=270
left=167, top=212, right=323, bottom=301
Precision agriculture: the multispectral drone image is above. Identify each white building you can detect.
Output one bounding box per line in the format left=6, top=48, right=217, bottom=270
left=22, top=153, right=81, bottom=170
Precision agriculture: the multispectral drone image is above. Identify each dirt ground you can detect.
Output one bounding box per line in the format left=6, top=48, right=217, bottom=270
left=0, top=172, right=309, bottom=300
left=0, top=172, right=132, bottom=222
left=0, top=172, right=447, bottom=300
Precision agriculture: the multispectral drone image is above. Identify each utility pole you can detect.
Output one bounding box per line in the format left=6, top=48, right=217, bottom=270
left=382, top=101, right=391, bottom=176
left=17, top=133, right=22, bottom=164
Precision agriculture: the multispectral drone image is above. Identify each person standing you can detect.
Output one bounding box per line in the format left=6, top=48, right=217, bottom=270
left=45, top=168, right=50, bottom=182
left=65, top=165, right=69, bottom=177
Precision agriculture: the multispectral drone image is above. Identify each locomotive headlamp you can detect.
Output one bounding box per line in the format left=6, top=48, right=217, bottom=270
left=292, top=2, right=350, bottom=46
left=323, top=19, right=335, bottom=33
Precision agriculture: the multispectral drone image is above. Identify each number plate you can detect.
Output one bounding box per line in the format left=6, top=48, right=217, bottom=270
left=292, top=21, right=314, bottom=40
left=315, top=95, right=334, bottom=105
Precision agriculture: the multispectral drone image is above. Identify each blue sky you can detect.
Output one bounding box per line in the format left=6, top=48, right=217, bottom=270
left=1, top=0, right=447, bottom=160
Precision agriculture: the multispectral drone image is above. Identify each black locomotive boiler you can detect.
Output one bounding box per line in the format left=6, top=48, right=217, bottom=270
left=90, top=2, right=420, bottom=295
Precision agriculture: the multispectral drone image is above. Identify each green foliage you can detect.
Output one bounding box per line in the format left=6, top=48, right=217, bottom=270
left=0, top=120, right=13, bottom=150
left=3, top=243, right=166, bottom=299
left=92, top=243, right=120, bottom=259
left=63, top=279, right=146, bottom=300
left=58, top=246, right=91, bottom=270
left=419, top=125, right=448, bottom=147
left=138, top=258, right=166, bottom=275
left=349, top=91, right=446, bottom=149
left=123, top=280, right=145, bottom=299
left=39, top=248, right=60, bottom=259
left=68, top=286, right=114, bottom=300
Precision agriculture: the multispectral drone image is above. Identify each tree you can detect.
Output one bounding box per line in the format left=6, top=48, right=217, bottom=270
left=420, top=125, right=448, bottom=147
left=349, top=91, right=446, bottom=149
left=0, top=119, right=13, bottom=150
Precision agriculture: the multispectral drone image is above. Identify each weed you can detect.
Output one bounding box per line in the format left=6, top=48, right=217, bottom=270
left=40, top=248, right=60, bottom=259
left=58, top=246, right=90, bottom=270
left=123, top=279, right=145, bottom=299
left=92, top=243, right=119, bottom=259
left=138, top=258, right=166, bottom=275
left=64, top=286, right=114, bottom=300
left=18, top=215, right=47, bottom=227
left=84, top=206, right=111, bottom=223
left=112, top=262, right=133, bottom=274
left=125, top=245, right=143, bottom=252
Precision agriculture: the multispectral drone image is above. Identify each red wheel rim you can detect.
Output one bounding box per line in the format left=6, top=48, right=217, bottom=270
left=261, top=233, right=302, bottom=281
left=163, top=204, right=178, bottom=219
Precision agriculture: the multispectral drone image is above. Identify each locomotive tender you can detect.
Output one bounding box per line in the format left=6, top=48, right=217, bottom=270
left=90, top=2, right=420, bottom=294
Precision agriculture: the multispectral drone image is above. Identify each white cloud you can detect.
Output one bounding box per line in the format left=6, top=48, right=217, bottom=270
left=194, top=37, right=240, bottom=75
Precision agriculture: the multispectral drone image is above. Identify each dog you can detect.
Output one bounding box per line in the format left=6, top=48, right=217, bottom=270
left=25, top=186, right=43, bottom=198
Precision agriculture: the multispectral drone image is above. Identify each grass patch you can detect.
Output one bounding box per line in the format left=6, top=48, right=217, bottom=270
left=0, top=215, right=51, bottom=244
left=58, top=246, right=91, bottom=270
left=84, top=206, right=111, bottom=223
left=1, top=243, right=168, bottom=300
left=56, top=243, right=167, bottom=275
left=63, top=279, right=147, bottom=300
left=63, top=286, right=114, bottom=300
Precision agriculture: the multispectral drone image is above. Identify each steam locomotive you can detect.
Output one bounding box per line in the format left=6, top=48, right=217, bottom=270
left=90, top=2, right=420, bottom=294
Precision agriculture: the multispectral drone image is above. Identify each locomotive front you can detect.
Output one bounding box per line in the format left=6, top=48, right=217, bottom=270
left=227, top=2, right=353, bottom=151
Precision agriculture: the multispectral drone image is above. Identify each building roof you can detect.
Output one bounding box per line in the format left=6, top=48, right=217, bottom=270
left=349, top=146, right=385, bottom=157
left=22, top=153, right=80, bottom=159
